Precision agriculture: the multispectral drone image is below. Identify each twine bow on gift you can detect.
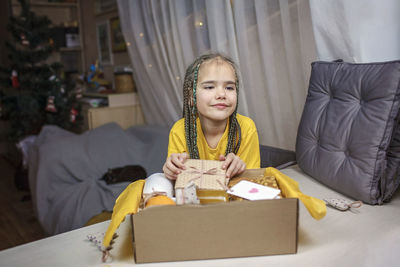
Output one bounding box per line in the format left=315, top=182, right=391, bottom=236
left=186, top=165, right=228, bottom=191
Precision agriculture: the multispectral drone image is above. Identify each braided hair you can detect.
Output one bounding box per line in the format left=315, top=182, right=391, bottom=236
left=182, top=53, right=242, bottom=159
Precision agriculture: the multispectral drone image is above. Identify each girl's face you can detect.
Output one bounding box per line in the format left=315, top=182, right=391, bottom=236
left=195, top=59, right=237, bottom=124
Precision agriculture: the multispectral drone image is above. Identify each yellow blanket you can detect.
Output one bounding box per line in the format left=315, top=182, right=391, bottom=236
left=103, top=179, right=145, bottom=247
left=265, top=167, right=326, bottom=220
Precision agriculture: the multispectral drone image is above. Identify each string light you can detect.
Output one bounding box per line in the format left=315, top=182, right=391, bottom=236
left=139, top=32, right=144, bottom=37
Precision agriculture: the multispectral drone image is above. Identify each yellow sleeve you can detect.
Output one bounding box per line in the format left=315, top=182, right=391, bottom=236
left=167, top=119, right=187, bottom=158
left=237, top=115, right=260, bottom=169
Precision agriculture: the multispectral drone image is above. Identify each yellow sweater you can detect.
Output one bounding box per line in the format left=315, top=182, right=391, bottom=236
left=167, top=114, right=260, bottom=169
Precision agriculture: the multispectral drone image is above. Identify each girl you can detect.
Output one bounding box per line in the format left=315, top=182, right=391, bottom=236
left=163, top=53, right=260, bottom=180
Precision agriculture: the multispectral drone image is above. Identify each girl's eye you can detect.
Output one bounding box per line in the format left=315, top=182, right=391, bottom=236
left=226, top=86, right=235, bottom=91
left=204, top=86, right=214, bottom=90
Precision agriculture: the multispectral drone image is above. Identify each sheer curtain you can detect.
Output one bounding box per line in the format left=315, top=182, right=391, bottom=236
left=310, top=0, right=400, bottom=62
left=117, top=0, right=316, bottom=150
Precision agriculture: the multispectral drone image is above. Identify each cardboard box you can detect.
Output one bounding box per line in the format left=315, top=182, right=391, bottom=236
left=131, top=168, right=299, bottom=263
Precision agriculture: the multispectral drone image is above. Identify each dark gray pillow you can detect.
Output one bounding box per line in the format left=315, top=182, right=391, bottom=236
left=259, top=145, right=296, bottom=169
left=296, top=60, right=400, bottom=204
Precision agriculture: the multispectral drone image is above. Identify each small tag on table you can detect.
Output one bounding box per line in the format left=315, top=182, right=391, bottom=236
left=324, top=198, right=362, bottom=211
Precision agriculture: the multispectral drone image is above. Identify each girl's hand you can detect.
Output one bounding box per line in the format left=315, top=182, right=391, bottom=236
left=219, top=153, right=246, bottom=179
left=163, top=152, right=189, bottom=180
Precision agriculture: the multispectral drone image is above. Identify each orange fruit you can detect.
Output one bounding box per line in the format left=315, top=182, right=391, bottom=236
left=145, top=195, right=176, bottom=208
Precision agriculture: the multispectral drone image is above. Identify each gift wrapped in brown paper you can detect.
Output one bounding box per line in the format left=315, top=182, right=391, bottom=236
left=175, top=159, right=228, bottom=204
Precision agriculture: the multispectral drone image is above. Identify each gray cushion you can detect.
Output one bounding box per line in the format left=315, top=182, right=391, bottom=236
left=296, top=60, right=400, bottom=204
left=259, top=145, right=296, bottom=169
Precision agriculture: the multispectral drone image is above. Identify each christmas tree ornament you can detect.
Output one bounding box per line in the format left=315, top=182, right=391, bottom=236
left=45, top=96, right=57, bottom=112
left=20, top=32, right=30, bottom=46
left=49, top=38, right=55, bottom=47
left=75, top=88, right=83, bottom=99
left=70, top=108, right=78, bottom=123
left=11, top=70, right=20, bottom=88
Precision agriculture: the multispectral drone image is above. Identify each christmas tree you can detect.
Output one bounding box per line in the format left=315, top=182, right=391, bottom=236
left=0, top=0, right=80, bottom=142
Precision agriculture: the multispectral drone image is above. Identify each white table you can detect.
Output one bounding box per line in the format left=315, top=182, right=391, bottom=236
left=1, top=166, right=400, bottom=267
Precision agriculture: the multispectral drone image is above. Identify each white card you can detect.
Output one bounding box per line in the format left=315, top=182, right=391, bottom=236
left=228, top=180, right=281, bottom=200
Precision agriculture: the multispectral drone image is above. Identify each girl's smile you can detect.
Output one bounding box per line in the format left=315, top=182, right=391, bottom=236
left=213, top=103, right=229, bottom=109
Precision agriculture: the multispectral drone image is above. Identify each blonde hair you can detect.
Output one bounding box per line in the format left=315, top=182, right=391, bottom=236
left=182, top=53, right=241, bottom=159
